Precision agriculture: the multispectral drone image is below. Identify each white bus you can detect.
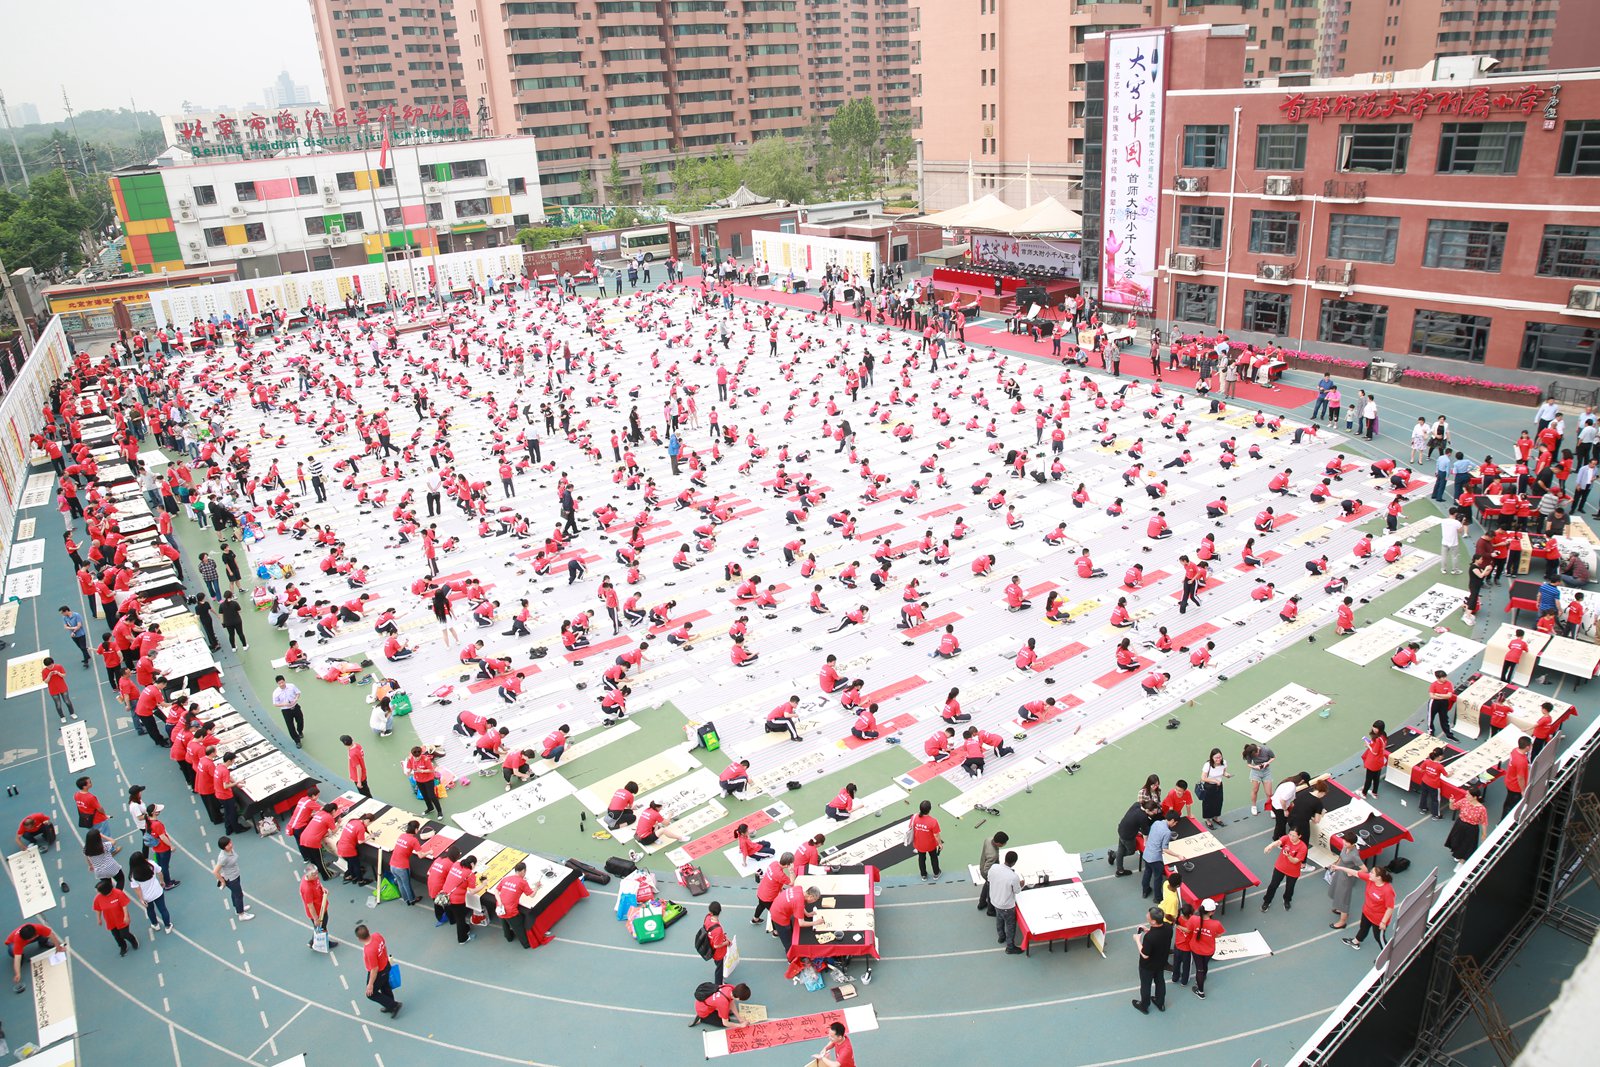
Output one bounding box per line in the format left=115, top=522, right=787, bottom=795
left=618, top=226, right=689, bottom=262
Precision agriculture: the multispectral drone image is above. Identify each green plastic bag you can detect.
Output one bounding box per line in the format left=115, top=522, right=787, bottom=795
left=378, top=876, right=401, bottom=903
left=391, top=692, right=413, bottom=717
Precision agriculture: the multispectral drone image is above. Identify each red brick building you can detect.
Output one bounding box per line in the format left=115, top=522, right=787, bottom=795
left=1085, top=25, right=1600, bottom=385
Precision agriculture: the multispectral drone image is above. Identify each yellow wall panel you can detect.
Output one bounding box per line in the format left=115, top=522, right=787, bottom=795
left=224, top=225, right=247, bottom=245
left=490, top=196, right=512, bottom=216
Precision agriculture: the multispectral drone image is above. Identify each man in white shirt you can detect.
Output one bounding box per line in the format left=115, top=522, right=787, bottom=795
left=272, top=676, right=305, bottom=749
left=987, top=850, right=1025, bottom=954
left=1269, top=775, right=1300, bottom=839
left=1440, top=509, right=1465, bottom=574
left=1537, top=399, right=1559, bottom=432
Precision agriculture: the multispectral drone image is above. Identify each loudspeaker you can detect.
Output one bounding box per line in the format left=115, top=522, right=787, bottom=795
left=1015, top=285, right=1049, bottom=308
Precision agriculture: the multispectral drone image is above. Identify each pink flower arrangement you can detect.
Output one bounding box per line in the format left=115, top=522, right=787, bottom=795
left=1399, top=369, right=1542, bottom=397
left=1280, top=350, right=1369, bottom=371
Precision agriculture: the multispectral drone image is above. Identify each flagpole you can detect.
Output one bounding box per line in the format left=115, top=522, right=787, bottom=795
left=359, top=131, right=395, bottom=308
left=411, top=132, right=443, bottom=309
left=383, top=127, right=412, bottom=305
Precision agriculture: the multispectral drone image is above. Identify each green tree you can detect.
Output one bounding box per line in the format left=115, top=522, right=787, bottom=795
left=883, top=113, right=916, bottom=178
left=0, top=206, right=79, bottom=274
left=0, top=170, right=102, bottom=274
left=743, top=136, right=814, bottom=204
left=578, top=171, right=597, bottom=205
left=667, top=152, right=743, bottom=210
left=605, top=155, right=628, bottom=204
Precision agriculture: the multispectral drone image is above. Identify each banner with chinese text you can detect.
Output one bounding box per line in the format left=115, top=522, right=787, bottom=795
left=1101, top=29, right=1168, bottom=310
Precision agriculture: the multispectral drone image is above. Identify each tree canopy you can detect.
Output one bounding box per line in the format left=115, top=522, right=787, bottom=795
left=0, top=170, right=108, bottom=275
left=742, top=136, right=814, bottom=204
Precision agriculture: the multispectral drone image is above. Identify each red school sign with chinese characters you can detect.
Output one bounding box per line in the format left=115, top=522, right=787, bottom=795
left=175, top=99, right=472, bottom=143
left=1279, top=83, right=1560, bottom=125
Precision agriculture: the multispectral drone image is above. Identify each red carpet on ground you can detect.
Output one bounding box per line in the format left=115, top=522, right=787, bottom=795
left=688, top=280, right=1317, bottom=409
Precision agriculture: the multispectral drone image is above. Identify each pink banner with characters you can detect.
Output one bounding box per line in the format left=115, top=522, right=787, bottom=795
left=1101, top=28, right=1168, bottom=310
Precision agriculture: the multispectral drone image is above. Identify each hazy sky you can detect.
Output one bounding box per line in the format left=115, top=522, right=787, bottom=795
left=6, top=0, right=326, bottom=121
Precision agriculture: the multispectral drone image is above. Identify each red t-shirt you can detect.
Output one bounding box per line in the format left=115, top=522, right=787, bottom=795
left=1359, top=872, right=1396, bottom=926
left=756, top=860, right=791, bottom=902
left=300, top=810, right=336, bottom=849
left=1273, top=836, right=1308, bottom=878
left=362, top=931, right=390, bottom=972
left=910, top=814, right=940, bottom=853
left=300, top=877, right=328, bottom=922
left=93, top=888, right=133, bottom=930
left=5, top=924, right=54, bottom=955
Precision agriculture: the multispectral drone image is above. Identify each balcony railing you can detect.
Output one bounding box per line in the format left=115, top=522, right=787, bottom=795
left=1314, top=263, right=1356, bottom=289
left=1323, top=179, right=1367, bottom=201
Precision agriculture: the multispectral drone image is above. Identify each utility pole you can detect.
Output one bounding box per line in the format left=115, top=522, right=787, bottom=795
left=62, top=86, right=85, bottom=172
left=0, top=252, right=38, bottom=352
left=0, top=89, right=29, bottom=190
left=131, top=98, right=142, bottom=133
left=52, top=140, right=76, bottom=198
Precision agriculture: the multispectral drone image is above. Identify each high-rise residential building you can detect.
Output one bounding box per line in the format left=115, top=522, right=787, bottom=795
left=913, top=0, right=1331, bottom=213
left=9, top=101, right=40, bottom=127
left=1082, top=24, right=1600, bottom=382
left=306, top=0, right=910, bottom=208
left=1333, top=0, right=1573, bottom=77
left=266, top=71, right=316, bottom=109
left=914, top=1, right=1596, bottom=214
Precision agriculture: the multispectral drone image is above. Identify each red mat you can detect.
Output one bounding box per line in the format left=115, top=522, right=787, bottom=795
left=920, top=503, right=965, bottom=519
left=564, top=634, right=632, bottom=663
left=1032, top=641, right=1089, bottom=672
left=1234, top=550, right=1283, bottom=572
left=1337, top=503, right=1376, bottom=523
left=466, top=662, right=544, bottom=694
left=648, top=608, right=712, bottom=636
left=1094, top=657, right=1153, bottom=688
left=904, top=612, right=962, bottom=638
left=1021, top=692, right=1086, bottom=729
left=723, top=1009, right=852, bottom=1055
left=1170, top=623, right=1221, bottom=647
left=681, top=809, right=776, bottom=860
left=842, top=712, right=916, bottom=748
left=855, top=522, right=905, bottom=541
left=730, top=581, right=790, bottom=605
left=907, top=751, right=967, bottom=783
left=1170, top=575, right=1225, bottom=599
left=862, top=675, right=928, bottom=705
left=1122, top=570, right=1170, bottom=591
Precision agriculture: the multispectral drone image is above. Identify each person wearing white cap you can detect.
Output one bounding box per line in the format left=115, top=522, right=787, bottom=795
left=1190, top=898, right=1224, bottom=999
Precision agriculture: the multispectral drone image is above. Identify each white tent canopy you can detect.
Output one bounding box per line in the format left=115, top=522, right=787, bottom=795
left=914, top=194, right=1017, bottom=230
left=913, top=194, right=1082, bottom=236
left=981, top=196, right=1083, bottom=235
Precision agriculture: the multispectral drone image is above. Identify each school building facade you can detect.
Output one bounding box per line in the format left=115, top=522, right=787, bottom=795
left=1084, top=24, right=1600, bottom=386
left=109, top=136, right=543, bottom=279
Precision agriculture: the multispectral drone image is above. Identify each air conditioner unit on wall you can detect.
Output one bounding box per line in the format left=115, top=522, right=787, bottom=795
left=228, top=205, right=246, bottom=216
left=1170, top=253, right=1199, bottom=272
left=239, top=246, right=254, bottom=256
left=1260, top=263, right=1293, bottom=281
left=1571, top=286, right=1600, bottom=312
left=1175, top=177, right=1201, bottom=193
left=176, top=197, right=192, bottom=209
left=324, top=191, right=340, bottom=207
left=426, top=183, right=442, bottom=196
left=177, top=209, right=196, bottom=222
left=1264, top=175, right=1295, bottom=196
left=486, top=177, right=503, bottom=190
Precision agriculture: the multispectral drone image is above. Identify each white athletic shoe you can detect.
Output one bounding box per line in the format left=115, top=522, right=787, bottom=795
left=1250, top=805, right=1259, bottom=816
